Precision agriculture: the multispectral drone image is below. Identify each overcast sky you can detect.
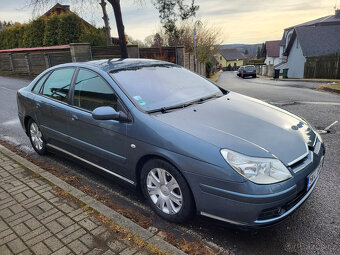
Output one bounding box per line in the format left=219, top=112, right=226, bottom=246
left=0, top=0, right=337, bottom=44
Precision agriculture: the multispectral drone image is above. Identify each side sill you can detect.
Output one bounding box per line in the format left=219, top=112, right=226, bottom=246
left=200, top=212, right=247, bottom=226
left=46, top=143, right=135, bottom=185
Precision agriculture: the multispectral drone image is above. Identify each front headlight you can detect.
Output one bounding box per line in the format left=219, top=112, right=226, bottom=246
left=221, top=149, right=292, bottom=184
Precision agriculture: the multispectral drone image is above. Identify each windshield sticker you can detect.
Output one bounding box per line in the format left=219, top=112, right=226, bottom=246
left=133, top=96, right=142, bottom=101
left=138, top=100, right=146, bottom=106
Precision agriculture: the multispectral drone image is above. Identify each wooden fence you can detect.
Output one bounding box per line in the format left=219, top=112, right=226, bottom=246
left=0, top=50, right=71, bottom=75
left=304, top=53, right=340, bottom=79
left=0, top=44, right=206, bottom=77
left=91, top=46, right=122, bottom=60
left=184, top=52, right=205, bottom=76
left=139, top=47, right=177, bottom=63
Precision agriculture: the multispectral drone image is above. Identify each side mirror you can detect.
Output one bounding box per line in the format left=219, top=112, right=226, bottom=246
left=92, top=106, right=129, bottom=122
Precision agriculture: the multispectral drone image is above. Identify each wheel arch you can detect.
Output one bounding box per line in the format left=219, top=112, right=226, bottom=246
left=24, top=115, right=34, bottom=135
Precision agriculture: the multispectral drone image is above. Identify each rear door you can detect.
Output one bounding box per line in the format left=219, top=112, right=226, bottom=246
left=66, top=68, right=130, bottom=179
left=34, top=68, right=75, bottom=149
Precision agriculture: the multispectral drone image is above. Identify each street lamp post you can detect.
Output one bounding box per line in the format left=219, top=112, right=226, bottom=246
left=193, top=20, right=202, bottom=73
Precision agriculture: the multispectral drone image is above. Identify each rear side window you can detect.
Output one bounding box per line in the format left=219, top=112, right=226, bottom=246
left=73, top=69, right=118, bottom=112
left=32, top=73, right=49, bottom=93
left=42, top=68, right=75, bottom=102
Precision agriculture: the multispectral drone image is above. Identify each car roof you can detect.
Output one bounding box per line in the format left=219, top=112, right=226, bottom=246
left=56, top=58, right=174, bottom=73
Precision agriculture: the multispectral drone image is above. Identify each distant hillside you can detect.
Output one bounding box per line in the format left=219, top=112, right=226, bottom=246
left=220, top=44, right=262, bottom=58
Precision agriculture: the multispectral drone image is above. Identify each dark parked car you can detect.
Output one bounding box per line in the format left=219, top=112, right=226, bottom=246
left=237, top=65, right=257, bottom=78
left=17, top=59, right=324, bottom=226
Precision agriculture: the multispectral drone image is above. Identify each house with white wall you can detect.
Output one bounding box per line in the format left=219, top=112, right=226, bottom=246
left=264, top=40, right=280, bottom=66
left=276, top=9, right=340, bottom=78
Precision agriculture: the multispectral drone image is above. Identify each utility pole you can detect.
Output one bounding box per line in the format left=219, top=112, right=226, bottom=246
left=193, top=20, right=202, bottom=73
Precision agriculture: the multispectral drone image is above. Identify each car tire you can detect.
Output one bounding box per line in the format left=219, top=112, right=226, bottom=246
left=140, top=159, right=195, bottom=223
left=253, top=74, right=256, bottom=78
left=28, top=119, right=48, bottom=155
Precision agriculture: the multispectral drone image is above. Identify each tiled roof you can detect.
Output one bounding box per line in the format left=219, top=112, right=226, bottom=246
left=219, top=48, right=245, bottom=60
left=295, top=25, right=340, bottom=57
left=265, top=40, right=280, bottom=57
left=280, top=10, right=340, bottom=46
left=0, top=45, right=70, bottom=53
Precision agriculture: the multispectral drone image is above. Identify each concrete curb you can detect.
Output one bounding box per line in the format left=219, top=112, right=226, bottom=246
left=0, top=144, right=186, bottom=255
left=257, top=75, right=340, bottom=83
left=323, top=86, right=340, bottom=94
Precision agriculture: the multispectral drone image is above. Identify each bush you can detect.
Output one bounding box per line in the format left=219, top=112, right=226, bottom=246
left=58, top=13, right=84, bottom=45
left=206, top=61, right=213, bottom=78
left=44, top=14, right=60, bottom=46
left=79, top=27, right=106, bottom=46
left=0, top=13, right=105, bottom=50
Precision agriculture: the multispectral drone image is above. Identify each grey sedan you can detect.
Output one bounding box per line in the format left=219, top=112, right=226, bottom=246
left=17, top=59, right=325, bottom=226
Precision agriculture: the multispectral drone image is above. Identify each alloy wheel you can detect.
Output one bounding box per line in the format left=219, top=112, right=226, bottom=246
left=30, top=122, right=44, bottom=151
left=146, top=168, right=183, bottom=214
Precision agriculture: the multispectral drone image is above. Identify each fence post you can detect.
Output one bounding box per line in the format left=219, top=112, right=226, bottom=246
left=25, top=54, right=31, bottom=75
left=337, top=53, right=340, bottom=79
left=188, top=53, right=191, bottom=70
left=127, top=45, right=139, bottom=58
left=70, top=43, right=91, bottom=62
left=44, top=54, right=50, bottom=68
left=9, top=54, right=15, bottom=73
left=175, top=46, right=185, bottom=67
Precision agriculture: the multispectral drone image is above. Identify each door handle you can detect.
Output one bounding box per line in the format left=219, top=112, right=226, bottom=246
left=36, top=102, right=41, bottom=109
left=71, top=115, right=79, bottom=121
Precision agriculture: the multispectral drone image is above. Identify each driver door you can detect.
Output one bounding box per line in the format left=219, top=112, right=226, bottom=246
left=66, top=68, right=129, bottom=177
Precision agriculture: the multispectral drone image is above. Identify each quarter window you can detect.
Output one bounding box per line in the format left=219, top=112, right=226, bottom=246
left=42, top=68, right=75, bottom=102
left=32, top=73, right=49, bottom=93
left=73, top=69, right=118, bottom=112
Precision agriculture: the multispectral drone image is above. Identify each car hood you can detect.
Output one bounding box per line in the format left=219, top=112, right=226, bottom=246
left=153, top=92, right=316, bottom=166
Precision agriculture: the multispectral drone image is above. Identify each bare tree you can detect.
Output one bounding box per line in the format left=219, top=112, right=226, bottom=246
left=154, top=20, right=222, bottom=63
left=107, top=0, right=128, bottom=58
left=99, top=0, right=112, bottom=45
left=143, top=35, right=154, bottom=47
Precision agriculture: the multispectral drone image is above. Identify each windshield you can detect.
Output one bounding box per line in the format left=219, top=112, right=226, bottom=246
left=110, top=65, right=223, bottom=112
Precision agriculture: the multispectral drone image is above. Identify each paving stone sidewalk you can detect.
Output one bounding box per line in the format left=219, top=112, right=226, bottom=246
left=0, top=147, right=184, bottom=255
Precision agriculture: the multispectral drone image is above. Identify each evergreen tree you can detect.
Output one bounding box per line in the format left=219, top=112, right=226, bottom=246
left=44, top=14, right=60, bottom=46
left=58, top=14, right=84, bottom=45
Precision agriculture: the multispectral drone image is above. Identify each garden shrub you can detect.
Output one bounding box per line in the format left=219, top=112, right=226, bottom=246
left=0, top=13, right=105, bottom=49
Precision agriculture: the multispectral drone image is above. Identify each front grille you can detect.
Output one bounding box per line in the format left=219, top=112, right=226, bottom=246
left=257, top=189, right=307, bottom=221
left=290, top=151, right=313, bottom=173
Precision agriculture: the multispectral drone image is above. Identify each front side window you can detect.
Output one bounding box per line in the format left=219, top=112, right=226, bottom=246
left=42, top=68, right=75, bottom=102
left=110, top=65, right=222, bottom=111
left=73, top=69, right=118, bottom=112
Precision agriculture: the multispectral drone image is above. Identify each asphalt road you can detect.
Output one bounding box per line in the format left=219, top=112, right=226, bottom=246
left=0, top=72, right=339, bottom=255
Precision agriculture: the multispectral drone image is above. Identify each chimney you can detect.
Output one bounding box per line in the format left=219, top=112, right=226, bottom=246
left=335, top=9, right=340, bottom=18
left=63, top=5, right=70, bottom=11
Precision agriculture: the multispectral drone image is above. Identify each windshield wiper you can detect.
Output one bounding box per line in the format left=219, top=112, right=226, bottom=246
left=192, top=94, right=222, bottom=104
left=147, top=102, right=191, bottom=114
left=148, top=94, right=223, bottom=114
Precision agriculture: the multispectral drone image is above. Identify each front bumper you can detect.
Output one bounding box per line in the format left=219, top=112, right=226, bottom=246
left=183, top=150, right=324, bottom=227
left=200, top=170, right=320, bottom=227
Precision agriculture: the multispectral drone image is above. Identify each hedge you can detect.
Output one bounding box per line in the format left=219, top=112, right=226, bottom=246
left=0, top=13, right=105, bottom=50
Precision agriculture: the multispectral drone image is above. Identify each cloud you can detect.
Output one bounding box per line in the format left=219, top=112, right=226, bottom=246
left=0, top=0, right=335, bottom=44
